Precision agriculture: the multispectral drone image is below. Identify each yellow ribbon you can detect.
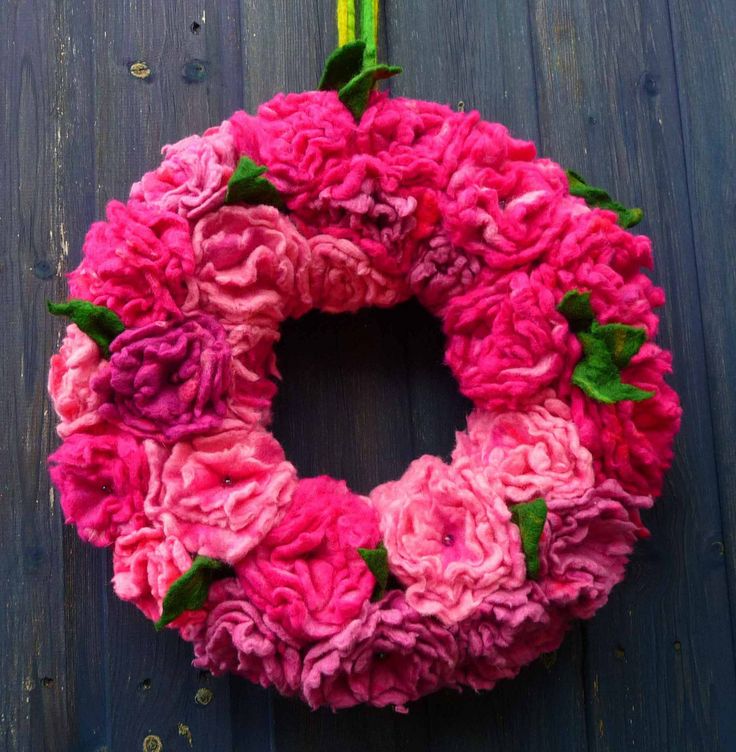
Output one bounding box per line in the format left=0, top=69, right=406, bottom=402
left=337, top=0, right=356, bottom=45
left=337, top=0, right=379, bottom=52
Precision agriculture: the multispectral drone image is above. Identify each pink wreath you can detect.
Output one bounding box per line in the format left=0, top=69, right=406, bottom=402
left=47, top=30, right=681, bottom=711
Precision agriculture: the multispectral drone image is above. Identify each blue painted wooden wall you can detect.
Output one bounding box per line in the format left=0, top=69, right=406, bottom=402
left=2, top=1, right=735, bottom=750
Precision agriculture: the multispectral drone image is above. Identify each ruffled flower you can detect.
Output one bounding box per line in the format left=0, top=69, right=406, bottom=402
left=192, top=579, right=302, bottom=695
left=48, top=324, right=106, bottom=438
left=93, top=314, right=231, bottom=443
left=236, top=477, right=381, bottom=643
left=371, top=456, right=526, bottom=624
left=48, top=430, right=150, bottom=546
left=145, top=425, right=297, bottom=563
left=68, top=200, right=194, bottom=327
left=452, top=397, right=595, bottom=503
left=129, top=126, right=238, bottom=220
left=301, top=591, right=458, bottom=709
left=184, top=205, right=312, bottom=324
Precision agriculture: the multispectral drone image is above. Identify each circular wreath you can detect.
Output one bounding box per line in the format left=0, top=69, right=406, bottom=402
left=47, top=48, right=681, bottom=710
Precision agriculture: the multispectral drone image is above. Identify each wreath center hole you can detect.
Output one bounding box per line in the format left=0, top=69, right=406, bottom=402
left=271, top=299, right=472, bottom=495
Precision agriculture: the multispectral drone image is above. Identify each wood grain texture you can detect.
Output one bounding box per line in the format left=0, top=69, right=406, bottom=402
left=1, top=1, right=734, bottom=751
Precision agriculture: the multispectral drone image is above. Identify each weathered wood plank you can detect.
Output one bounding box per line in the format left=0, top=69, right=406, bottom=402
left=529, top=0, right=736, bottom=749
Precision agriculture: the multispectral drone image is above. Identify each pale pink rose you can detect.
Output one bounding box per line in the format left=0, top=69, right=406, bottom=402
left=301, top=591, right=458, bottom=710
left=184, top=205, right=312, bottom=324
left=145, top=424, right=297, bottom=563
left=544, top=480, right=651, bottom=618
left=307, top=234, right=410, bottom=313
left=453, top=397, right=595, bottom=503
left=371, top=456, right=526, bottom=625
left=112, top=525, right=207, bottom=635
left=129, top=126, right=238, bottom=220
left=48, top=324, right=106, bottom=438
left=192, top=579, right=302, bottom=695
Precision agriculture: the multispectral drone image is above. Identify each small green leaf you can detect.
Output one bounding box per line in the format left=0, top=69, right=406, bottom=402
left=511, top=498, right=548, bottom=580
left=47, top=299, right=125, bottom=358
left=225, top=157, right=286, bottom=210
left=557, top=289, right=595, bottom=333
left=573, top=331, right=654, bottom=404
left=357, top=542, right=389, bottom=601
left=339, top=64, right=403, bottom=121
left=319, top=40, right=367, bottom=91
left=592, top=321, right=647, bottom=370
left=566, top=169, right=644, bottom=228
left=155, top=555, right=230, bottom=631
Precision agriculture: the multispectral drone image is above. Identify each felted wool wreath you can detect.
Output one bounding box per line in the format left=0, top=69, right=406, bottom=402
left=47, top=2, right=681, bottom=711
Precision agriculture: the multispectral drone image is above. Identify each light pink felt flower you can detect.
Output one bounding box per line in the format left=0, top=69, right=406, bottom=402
left=48, top=324, right=106, bottom=438
left=452, top=396, right=595, bottom=503
left=145, top=424, right=297, bottom=563
left=92, top=314, right=232, bottom=443
left=111, top=525, right=206, bottom=635
left=68, top=200, right=194, bottom=327
left=301, top=591, right=458, bottom=710
left=543, top=480, right=651, bottom=618
left=236, top=477, right=381, bottom=643
left=49, top=430, right=151, bottom=546
left=444, top=270, right=576, bottom=412
left=129, top=126, right=238, bottom=220
left=192, top=579, right=302, bottom=695
left=307, top=234, right=410, bottom=313
left=371, top=456, right=526, bottom=625
left=184, top=205, right=312, bottom=324
left=570, top=343, right=681, bottom=497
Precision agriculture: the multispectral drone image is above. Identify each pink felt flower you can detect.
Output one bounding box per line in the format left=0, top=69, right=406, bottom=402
left=570, top=343, right=682, bottom=497
left=236, top=477, right=381, bottom=643
left=371, top=456, right=526, bottom=625
left=48, top=324, right=106, bottom=438
left=93, top=314, right=231, bottom=443
left=307, top=234, right=410, bottom=313
left=129, top=126, right=238, bottom=220
left=543, top=480, right=651, bottom=618
left=68, top=200, right=194, bottom=327
left=454, top=584, right=569, bottom=691
left=112, top=525, right=205, bottom=633
left=145, top=425, right=297, bottom=563
left=301, top=591, right=458, bottom=710
left=444, top=271, right=576, bottom=411
left=192, top=579, right=302, bottom=695
left=452, top=396, right=595, bottom=503
left=184, top=205, right=312, bottom=324
left=48, top=430, right=150, bottom=546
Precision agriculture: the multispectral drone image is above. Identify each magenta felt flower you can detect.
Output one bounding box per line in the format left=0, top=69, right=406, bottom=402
left=145, top=425, right=297, bottom=563
left=49, top=430, right=150, bottom=547
left=129, top=126, right=238, bottom=220
left=93, top=314, right=232, bottom=443
left=453, top=397, right=595, bottom=504
left=48, top=324, right=106, bottom=438
left=68, top=200, right=194, bottom=327
left=236, top=477, right=381, bottom=643
left=301, top=591, right=458, bottom=710
left=371, top=456, right=526, bottom=625
left=192, top=579, right=302, bottom=695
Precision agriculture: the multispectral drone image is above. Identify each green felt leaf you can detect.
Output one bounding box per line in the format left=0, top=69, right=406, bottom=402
left=319, top=40, right=367, bottom=91
left=357, top=542, right=389, bottom=601
left=225, top=156, right=286, bottom=210
left=47, top=299, right=124, bottom=359
left=574, top=331, right=654, bottom=404
left=339, top=64, right=402, bottom=121
left=155, top=556, right=230, bottom=631
left=557, top=289, right=595, bottom=333
left=511, top=498, right=548, bottom=580
left=566, top=169, right=644, bottom=228
left=592, top=321, right=647, bottom=369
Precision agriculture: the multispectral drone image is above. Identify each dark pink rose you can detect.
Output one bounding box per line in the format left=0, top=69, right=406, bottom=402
left=48, top=430, right=150, bottom=546
left=93, top=314, right=231, bottom=442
